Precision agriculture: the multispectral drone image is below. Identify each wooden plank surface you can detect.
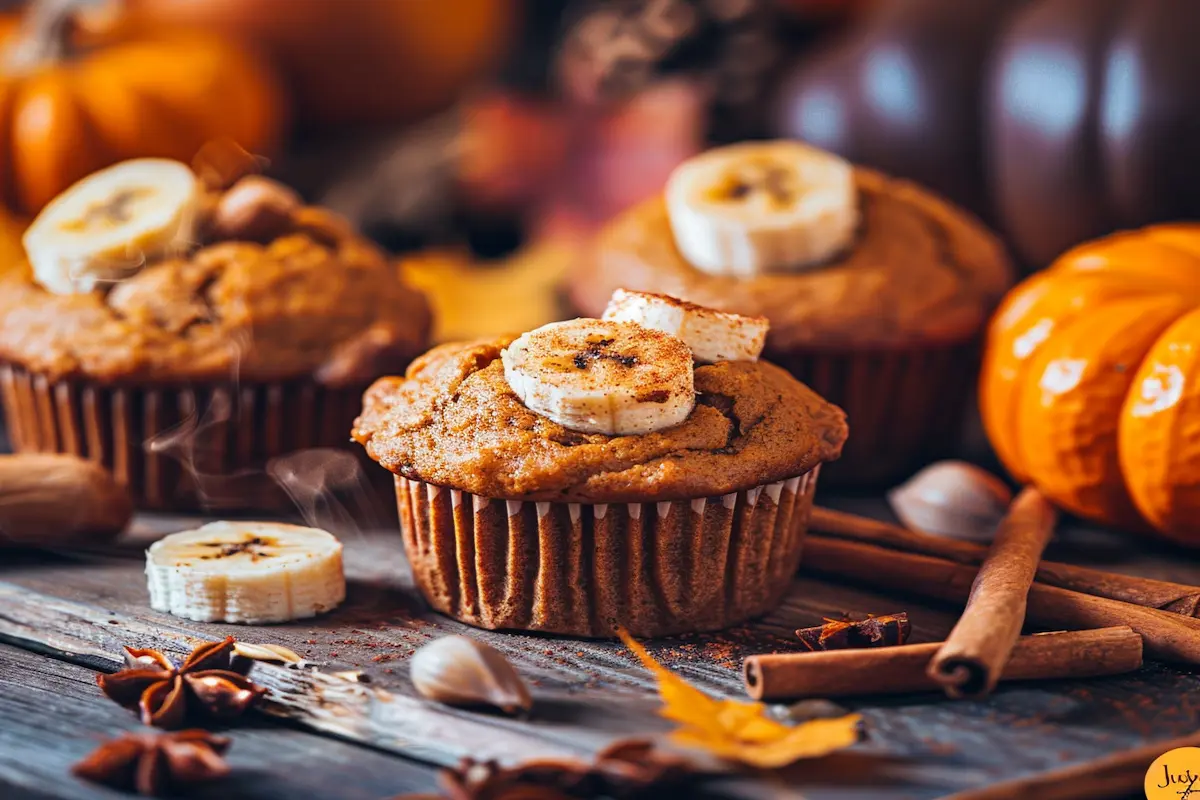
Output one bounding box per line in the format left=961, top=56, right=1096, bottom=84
left=0, top=642, right=441, bottom=800
left=4, top=500, right=1200, bottom=799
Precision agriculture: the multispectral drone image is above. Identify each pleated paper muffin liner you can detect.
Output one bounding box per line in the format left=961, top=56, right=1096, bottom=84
left=0, top=363, right=377, bottom=512
left=771, top=339, right=979, bottom=486
left=394, top=466, right=820, bottom=638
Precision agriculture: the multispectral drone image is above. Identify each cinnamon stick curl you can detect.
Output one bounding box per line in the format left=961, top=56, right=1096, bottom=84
left=810, top=505, right=1200, bottom=618
left=928, top=487, right=1057, bottom=698
left=801, top=537, right=1200, bottom=664
left=744, top=627, right=1142, bottom=701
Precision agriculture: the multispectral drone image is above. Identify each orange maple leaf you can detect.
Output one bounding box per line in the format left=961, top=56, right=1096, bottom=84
left=617, top=628, right=862, bottom=769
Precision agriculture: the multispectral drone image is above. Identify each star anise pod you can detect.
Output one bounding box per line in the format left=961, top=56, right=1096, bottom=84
left=97, top=637, right=265, bottom=729
left=72, top=729, right=231, bottom=797
left=590, top=739, right=696, bottom=794
left=436, top=738, right=701, bottom=799
left=795, top=613, right=911, bottom=652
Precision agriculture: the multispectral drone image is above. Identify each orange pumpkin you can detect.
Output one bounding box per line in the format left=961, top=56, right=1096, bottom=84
left=981, top=224, right=1200, bottom=544
left=97, top=0, right=517, bottom=130
left=0, top=0, right=285, bottom=215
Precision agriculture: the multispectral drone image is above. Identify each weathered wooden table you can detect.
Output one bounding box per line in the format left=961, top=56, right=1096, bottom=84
left=2, top=484, right=1197, bottom=800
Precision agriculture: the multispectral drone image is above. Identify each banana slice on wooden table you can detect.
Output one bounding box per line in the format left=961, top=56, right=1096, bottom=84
left=146, top=522, right=345, bottom=624
left=23, top=158, right=201, bottom=294
left=665, top=140, right=859, bottom=276
left=602, top=288, right=769, bottom=363
left=502, top=319, right=695, bottom=435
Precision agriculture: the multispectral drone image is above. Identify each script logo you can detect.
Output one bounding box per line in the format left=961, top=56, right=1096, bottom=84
left=1146, top=747, right=1200, bottom=800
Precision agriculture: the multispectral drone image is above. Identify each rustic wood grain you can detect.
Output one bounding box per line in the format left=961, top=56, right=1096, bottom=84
left=0, top=582, right=628, bottom=768
left=2, top=514, right=963, bottom=696
left=0, top=642, right=441, bottom=800
left=5, top=504, right=1200, bottom=798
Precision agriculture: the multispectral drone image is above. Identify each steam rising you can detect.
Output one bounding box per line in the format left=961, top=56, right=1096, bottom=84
left=119, top=140, right=387, bottom=537
left=142, top=330, right=384, bottom=534
left=267, top=448, right=385, bottom=536
left=144, top=387, right=257, bottom=510
left=142, top=331, right=258, bottom=511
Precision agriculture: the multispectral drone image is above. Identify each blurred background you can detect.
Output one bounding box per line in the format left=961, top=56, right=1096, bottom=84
left=0, top=0, right=1198, bottom=340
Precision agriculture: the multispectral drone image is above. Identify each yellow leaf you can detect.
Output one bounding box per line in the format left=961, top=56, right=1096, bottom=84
left=671, top=714, right=862, bottom=769
left=715, top=704, right=790, bottom=743
left=617, top=627, right=861, bottom=769
left=617, top=627, right=726, bottom=735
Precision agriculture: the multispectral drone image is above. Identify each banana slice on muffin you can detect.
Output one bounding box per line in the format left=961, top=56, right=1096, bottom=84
left=665, top=140, right=859, bottom=276
left=146, top=522, right=345, bottom=624
left=502, top=318, right=696, bottom=436
left=503, top=293, right=771, bottom=435
left=354, top=293, right=846, bottom=637
left=23, top=158, right=201, bottom=295
left=602, top=288, right=768, bottom=363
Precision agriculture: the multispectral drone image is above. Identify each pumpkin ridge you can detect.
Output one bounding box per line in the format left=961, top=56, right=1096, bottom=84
left=11, top=69, right=97, bottom=213
left=72, top=52, right=187, bottom=162
left=979, top=270, right=1172, bottom=484
left=1013, top=293, right=1189, bottom=530
left=1118, top=308, right=1200, bottom=542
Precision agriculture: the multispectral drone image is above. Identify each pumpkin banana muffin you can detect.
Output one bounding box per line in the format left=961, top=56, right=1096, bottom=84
left=0, top=158, right=431, bottom=510
left=569, top=140, right=1014, bottom=483
left=354, top=291, right=847, bottom=637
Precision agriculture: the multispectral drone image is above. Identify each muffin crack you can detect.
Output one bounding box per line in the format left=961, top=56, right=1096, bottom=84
left=178, top=272, right=224, bottom=336
left=696, top=392, right=744, bottom=450
left=918, top=209, right=969, bottom=286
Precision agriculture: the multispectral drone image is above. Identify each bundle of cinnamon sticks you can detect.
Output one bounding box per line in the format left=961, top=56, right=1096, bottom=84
left=744, top=487, right=1200, bottom=703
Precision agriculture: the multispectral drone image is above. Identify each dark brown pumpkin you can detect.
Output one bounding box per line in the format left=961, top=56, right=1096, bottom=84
left=774, top=0, right=1200, bottom=266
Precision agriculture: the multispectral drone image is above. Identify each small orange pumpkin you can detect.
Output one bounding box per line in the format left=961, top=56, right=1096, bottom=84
left=96, top=0, right=517, bottom=130
left=0, top=0, right=286, bottom=215
left=981, top=224, right=1200, bottom=544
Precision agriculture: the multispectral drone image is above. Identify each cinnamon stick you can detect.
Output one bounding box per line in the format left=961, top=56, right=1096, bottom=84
left=810, top=505, right=1200, bottom=617
left=743, top=627, right=1141, bottom=701
left=944, top=729, right=1200, bottom=800
left=801, top=537, right=1200, bottom=664
left=928, top=487, right=1058, bottom=697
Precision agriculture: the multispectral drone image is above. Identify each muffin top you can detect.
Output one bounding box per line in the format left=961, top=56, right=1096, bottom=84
left=0, top=166, right=430, bottom=386
left=573, top=165, right=1013, bottom=352
left=353, top=332, right=848, bottom=503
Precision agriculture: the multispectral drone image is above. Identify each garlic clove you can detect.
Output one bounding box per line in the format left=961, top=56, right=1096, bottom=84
left=410, top=636, right=532, bottom=715
left=887, top=460, right=1013, bottom=543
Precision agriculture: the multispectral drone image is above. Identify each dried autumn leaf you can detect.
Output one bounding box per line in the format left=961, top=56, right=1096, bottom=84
left=671, top=716, right=862, bottom=769
left=618, top=628, right=861, bottom=769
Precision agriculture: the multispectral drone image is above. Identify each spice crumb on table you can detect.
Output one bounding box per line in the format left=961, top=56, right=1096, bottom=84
left=4, top=500, right=1200, bottom=798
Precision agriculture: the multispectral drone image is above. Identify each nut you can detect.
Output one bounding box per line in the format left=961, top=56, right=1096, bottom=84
left=210, top=176, right=301, bottom=243
left=887, top=460, right=1013, bottom=543
left=0, top=454, right=132, bottom=548
left=290, top=206, right=353, bottom=248
left=409, top=635, right=532, bottom=715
